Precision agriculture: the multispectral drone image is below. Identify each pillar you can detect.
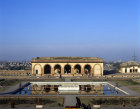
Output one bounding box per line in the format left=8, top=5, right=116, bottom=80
left=51, top=67, right=54, bottom=75
left=61, top=67, right=64, bottom=75
left=32, top=66, right=34, bottom=76
left=100, top=68, right=103, bottom=76
left=41, top=67, right=44, bottom=76
left=71, top=67, right=74, bottom=74
left=91, top=85, right=95, bottom=91
left=50, top=85, right=54, bottom=91
left=81, top=85, right=85, bottom=91
left=91, top=68, right=94, bottom=76
left=81, top=67, right=85, bottom=75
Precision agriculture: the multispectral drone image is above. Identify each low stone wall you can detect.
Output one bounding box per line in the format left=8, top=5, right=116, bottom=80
left=0, top=70, right=31, bottom=76
left=104, top=74, right=140, bottom=78
left=0, top=70, right=140, bottom=79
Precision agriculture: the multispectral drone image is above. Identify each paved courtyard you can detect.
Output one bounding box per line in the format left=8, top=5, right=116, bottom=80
left=0, top=78, right=140, bottom=108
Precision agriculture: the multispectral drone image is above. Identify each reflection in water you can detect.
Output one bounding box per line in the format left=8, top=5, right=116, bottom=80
left=15, top=84, right=123, bottom=95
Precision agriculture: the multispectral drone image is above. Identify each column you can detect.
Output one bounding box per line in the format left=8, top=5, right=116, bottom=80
left=91, top=85, right=95, bottom=91
left=51, top=67, right=54, bottom=75
left=61, top=67, right=64, bottom=75
left=81, top=85, right=85, bottom=91
left=50, top=85, right=54, bottom=91
left=71, top=67, right=74, bottom=75
left=81, top=67, right=85, bottom=75
left=81, top=85, right=85, bottom=94
left=41, top=67, right=44, bottom=76
left=32, top=66, right=34, bottom=76
left=91, top=68, right=94, bottom=76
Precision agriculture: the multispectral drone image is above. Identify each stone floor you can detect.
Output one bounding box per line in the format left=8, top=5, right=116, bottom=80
left=0, top=104, right=140, bottom=109
left=108, top=81, right=139, bottom=96
left=64, top=95, right=77, bottom=106
left=0, top=82, right=28, bottom=95
left=64, top=78, right=71, bottom=82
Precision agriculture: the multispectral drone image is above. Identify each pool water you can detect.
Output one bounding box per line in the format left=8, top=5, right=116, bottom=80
left=103, top=85, right=121, bottom=95
left=14, top=84, right=123, bottom=95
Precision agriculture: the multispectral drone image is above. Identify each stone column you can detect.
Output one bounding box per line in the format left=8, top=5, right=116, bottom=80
left=71, top=67, right=74, bottom=75
left=81, top=67, right=85, bottom=75
left=80, top=85, right=85, bottom=94
left=100, top=69, right=103, bottom=76
left=32, top=66, right=34, bottom=76
left=41, top=67, right=44, bottom=76
left=91, top=68, right=94, bottom=76
left=81, top=85, right=85, bottom=91
left=50, top=85, right=54, bottom=91
left=91, top=85, right=94, bottom=91
left=51, top=67, right=54, bottom=75
left=61, top=67, right=64, bottom=75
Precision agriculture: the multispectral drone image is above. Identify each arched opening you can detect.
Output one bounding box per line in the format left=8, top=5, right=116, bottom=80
left=54, top=64, right=61, bottom=74
left=34, top=64, right=42, bottom=75
left=84, top=65, right=91, bottom=74
left=94, top=64, right=101, bottom=76
left=74, top=64, right=81, bottom=74
left=64, top=65, right=71, bottom=74
left=44, top=65, right=51, bottom=74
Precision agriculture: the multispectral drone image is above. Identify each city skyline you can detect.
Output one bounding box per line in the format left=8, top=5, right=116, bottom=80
left=0, top=0, right=140, bottom=61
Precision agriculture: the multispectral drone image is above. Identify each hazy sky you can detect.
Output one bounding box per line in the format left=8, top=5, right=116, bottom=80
left=0, top=0, right=140, bottom=61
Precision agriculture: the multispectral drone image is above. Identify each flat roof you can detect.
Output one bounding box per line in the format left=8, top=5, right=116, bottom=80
left=120, top=61, right=140, bottom=67
left=31, top=57, right=104, bottom=63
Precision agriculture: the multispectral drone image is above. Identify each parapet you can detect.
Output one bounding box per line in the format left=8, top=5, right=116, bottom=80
left=31, top=57, right=104, bottom=63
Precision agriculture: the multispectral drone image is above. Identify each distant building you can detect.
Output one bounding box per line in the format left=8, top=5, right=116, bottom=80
left=119, top=61, right=140, bottom=73
left=31, top=57, right=104, bottom=77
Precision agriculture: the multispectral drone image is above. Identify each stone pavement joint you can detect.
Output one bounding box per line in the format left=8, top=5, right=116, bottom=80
left=64, top=95, right=77, bottom=106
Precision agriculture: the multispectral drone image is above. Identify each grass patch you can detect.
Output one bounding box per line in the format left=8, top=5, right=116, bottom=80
left=72, top=78, right=132, bottom=82
left=0, top=79, right=20, bottom=86
left=72, top=79, right=110, bottom=82
left=113, top=79, right=140, bottom=86
left=0, top=97, right=64, bottom=107
left=79, top=97, right=140, bottom=106
left=42, top=79, right=64, bottom=82
left=0, top=79, right=20, bottom=92
left=72, top=79, right=93, bottom=82
left=129, top=86, right=140, bottom=93
left=44, top=98, right=64, bottom=107
left=28, top=79, right=64, bottom=82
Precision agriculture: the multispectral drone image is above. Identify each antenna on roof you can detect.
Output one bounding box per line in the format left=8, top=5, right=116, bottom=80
left=132, top=50, right=137, bottom=61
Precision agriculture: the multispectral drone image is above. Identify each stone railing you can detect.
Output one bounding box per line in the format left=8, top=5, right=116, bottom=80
left=0, top=70, right=31, bottom=76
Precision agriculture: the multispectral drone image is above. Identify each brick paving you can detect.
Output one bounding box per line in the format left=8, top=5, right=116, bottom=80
left=0, top=82, right=28, bottom=95
left=108, top=81, right=139, bottom=96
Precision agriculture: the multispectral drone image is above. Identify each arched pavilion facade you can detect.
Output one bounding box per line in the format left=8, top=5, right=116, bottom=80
left=31, top=57, right=104, bottom=77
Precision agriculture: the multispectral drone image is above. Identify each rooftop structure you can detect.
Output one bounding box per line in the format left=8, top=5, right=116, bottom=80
left=31, top=57, right=104, bottom=63
left=120, top=61, right=140, bottom=67
left=120, top=61, right=140, bottom=73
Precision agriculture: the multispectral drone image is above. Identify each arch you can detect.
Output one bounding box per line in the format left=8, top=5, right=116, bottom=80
left=93, top=64, right=102, bottom=76
left=33, top=64, right=42, bottom=75
left=54, top=64, right=61, bottom=74
left=74, top=64, right=81, bottom=74
left=84, top=64, right=91, bottom=74
left=44, top=64, right=51, bottom=74
left=64, top=64, right=71, bottom=74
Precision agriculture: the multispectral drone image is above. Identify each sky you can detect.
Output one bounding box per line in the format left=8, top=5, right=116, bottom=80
left=0, top=0, right=140, bottom=62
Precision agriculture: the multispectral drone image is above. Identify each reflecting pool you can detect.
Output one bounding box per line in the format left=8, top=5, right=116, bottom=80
left=14, top=83, right=124, bottom=95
